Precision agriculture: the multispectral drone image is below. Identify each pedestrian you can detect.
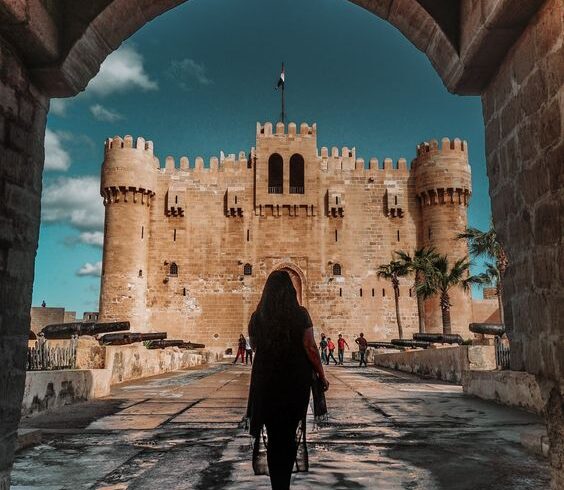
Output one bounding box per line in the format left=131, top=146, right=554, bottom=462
left=245, top=335, right=253, bottom=365
left=355, top=332, right=368, bottom=367
left=247, top=270, right=329, bottom=490
left=233, top=333, right=246, bottom=364
left=319, top=334, right=328, bottom=365
left=337, top=333, right=349, bottom=365
left=326, top=338, right=338, bottom=365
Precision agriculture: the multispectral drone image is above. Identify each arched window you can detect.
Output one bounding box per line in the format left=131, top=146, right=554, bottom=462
left=333, top=263, right=342, bottom=276
left=244, top=263, right=252, bottom=276
left=289, top=153, right=304, bottom=194
left=268, top=153, right=283, bottom=194
left=170, top=262, right=178, bottom=276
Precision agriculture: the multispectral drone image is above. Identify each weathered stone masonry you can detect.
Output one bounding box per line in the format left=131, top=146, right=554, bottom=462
left=98, top=122, right=473, bottom=349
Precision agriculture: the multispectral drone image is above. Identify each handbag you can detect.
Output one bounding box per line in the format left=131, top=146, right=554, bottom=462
left=311, top=371, right=328, bottom=422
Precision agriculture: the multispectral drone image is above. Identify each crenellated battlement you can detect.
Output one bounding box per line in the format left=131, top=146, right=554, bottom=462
left=256, top=121, right=317, bottom=137
left=414, top=137, right=468, bottom=162
left=160, top=151, right=252, bottom=173
left=105, top=135, right=154, bottom=154
left=319, top=146, right=409, bottom=174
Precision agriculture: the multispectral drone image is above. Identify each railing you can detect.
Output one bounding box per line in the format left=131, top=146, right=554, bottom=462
left=494, top=336, right=510, bottom=370
left=289, top=186, right=304, bottom=194
left=27, top=334, right=78, bottom=371
left=268, top=186, right=283, bottom=194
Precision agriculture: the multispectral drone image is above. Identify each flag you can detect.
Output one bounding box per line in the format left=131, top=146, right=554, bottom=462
left=276, top=63, right=285, bottom=90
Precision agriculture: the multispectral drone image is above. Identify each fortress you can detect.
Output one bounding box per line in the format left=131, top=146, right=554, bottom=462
left=98, top=122, right=493, bottom=351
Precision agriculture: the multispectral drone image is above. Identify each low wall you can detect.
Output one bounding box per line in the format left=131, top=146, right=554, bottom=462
left=372, top=345, right=496, bottom=383
left=462, top=370, right=545, bottom=414
left=22, top=345, right=209, bottom=416
left=104, top=344, right=207, bottom=384
left=21, top=369, right=112, bottom=416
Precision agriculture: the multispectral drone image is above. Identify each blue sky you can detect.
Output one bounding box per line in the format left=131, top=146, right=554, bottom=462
left=36, top=0, right=492, bottom=315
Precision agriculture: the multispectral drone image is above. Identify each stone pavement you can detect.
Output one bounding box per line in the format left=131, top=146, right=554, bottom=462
left=13, top=363, right=549, bottom=489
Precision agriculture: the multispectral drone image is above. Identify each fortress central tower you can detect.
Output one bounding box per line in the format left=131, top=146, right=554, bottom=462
left=98, top=122, right=477, bottom=350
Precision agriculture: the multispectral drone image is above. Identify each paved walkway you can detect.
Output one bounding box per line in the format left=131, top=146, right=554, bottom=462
left=14, top=363, right=549, bottom=489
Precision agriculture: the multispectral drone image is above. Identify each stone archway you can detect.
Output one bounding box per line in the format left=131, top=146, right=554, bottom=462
left=272, top=263, right=307, bottom=306
left=0, top=1, right=562, bottom=488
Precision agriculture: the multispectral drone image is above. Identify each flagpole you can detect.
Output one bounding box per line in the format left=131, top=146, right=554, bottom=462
left=281, top=62, right=285, bottom=124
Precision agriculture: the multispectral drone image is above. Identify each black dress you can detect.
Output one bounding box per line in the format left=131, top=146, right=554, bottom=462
left=247, top=306, right=313, bottom=479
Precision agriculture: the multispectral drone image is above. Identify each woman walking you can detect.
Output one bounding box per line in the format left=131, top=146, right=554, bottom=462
left=233, top=333, right=246, bottom=364
left=247, top=270, right=329, bottom=490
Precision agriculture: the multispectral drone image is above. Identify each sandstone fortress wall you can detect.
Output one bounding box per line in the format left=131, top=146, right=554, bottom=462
left=98, top=122, right=474, bottom=350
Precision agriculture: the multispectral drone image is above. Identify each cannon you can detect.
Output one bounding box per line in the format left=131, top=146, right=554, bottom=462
left=146, top=340, right=185, bottom=349
left=180, top=342, right=206, bottom=350
left=413, top=333, right=464, bottom=344
left=391, top=339, right=431, bottom=349
left=99, top=332, right=167, bottom=345
left=469, top=323, right=505, bottom=336
left=41, top=321, right=130, bottom=339
left=367, top=342, right=403, bottom=350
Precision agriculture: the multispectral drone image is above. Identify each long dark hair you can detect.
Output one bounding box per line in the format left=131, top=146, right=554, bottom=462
left=252, top=270, right=303, bottom=350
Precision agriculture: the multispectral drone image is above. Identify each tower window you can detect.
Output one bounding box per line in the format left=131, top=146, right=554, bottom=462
left=409, top=288, right=412, bottom=297
left=138, top=269, right=142, bottom=277
left=268, top=153, right=283, bottom=194
left=247, top=229, right=250, bottom=242
left=335, top=229, right=338, bottom=242
left=235, top=196, right=238, bottom=205
left=339, top=288, right=342, bottom=297
left=244, top=263, right=252, bottom=275
left=173, top=229, right=177, bottom=241
left=183, top=287, right=186, bottom=296
left=382, top=289, right=386, bottom=297
left=336, top=196, right=339, bottom=205
left=372, top=288, right=375, bottom=297
left=397, top=230, right=400, bottom=242
left=360, top=288, right=363, bottom=297
left=289, top=153, right=305, bottom=194
left=170, top=262, right=178, bottom=276
left=394, top=195, right=398, bottom=205
left=141, top=226, right=144, bottom=239
left=332, top=263, right=342, bottom=276
left=175, top=195, right=178, bottom=204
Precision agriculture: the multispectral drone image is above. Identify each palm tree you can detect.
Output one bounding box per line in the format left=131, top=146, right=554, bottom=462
left=396, top=248, right=440, bottom=334
left=457, top=225, right=508, bottom=324
left=417, top=255, right=485, bottom=335
left=377, top=260, right=410, bottom=339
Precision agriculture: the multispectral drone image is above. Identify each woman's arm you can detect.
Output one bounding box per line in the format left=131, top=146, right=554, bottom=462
left=303, top=327, right=329, bottom=391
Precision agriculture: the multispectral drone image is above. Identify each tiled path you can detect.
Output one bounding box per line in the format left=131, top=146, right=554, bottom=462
left=13, top=363, right=549, bottom=489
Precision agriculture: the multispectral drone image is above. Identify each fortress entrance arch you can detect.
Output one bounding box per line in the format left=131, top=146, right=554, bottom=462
left=273, top=264, right=306, bottom=306
left=0, top=1, right=562, bottom=487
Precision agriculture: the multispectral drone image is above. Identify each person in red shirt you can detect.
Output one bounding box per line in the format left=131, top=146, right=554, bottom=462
left=337, top=334, right=349, bottom=365
left=326, top=338, right=338, bottom=365
left=355, top=332, right=368, bottom=367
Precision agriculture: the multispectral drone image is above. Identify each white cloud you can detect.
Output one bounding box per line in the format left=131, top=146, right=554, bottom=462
left=77, top=261, right=102, bottom=277
left=87, top=45, right=158, bottom=96
left=90, top=104, right=124, bottom=122
left=42, top=176, right=104, bottom=231
left=169, top=58, right=212, bottom=89
left=44, top=129, right=71, bottom=171
left=79, top=231, right=104, bottom=247
left=50, top=99, right=69, bottom=116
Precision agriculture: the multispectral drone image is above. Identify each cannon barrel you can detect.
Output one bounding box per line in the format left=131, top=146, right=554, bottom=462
left=146, top=340, right=185, bottom=349
left=469, top=323, right=505, bottom=336
left=413, top=333, right=464, bottom=344
left=391, top=339, right=431, bottom=349
left=41, top=321, right=130, bottom=339
left=100, top=332, right=167, bottom=345
left=180, top=342, right=206, bottom=350
left=367, top=342, right=402, bottom=350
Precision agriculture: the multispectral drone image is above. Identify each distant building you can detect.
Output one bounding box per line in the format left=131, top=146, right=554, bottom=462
left=83, top=312, right=99, bottom=322
left=30, top=307, right=75, bottom=335
left=98, top=122, right=496, bottom=348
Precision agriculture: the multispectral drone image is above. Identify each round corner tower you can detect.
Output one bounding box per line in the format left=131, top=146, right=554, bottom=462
left=413, top=137, right=472, bottom=335
left=99, top=135, right=158, bottom=332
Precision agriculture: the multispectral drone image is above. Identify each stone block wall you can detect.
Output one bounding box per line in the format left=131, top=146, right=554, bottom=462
left=482, top=1, right=563, bottom=485
left=0, top=36, right=47, bottom=490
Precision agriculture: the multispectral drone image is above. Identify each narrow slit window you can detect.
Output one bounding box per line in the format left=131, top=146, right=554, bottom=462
left=173, top=229, right=177, bottom=241
left=335, top=229, right=338, bottom=242
left=397, top=230, right=400, bottom=242
left=339, top=288, right=342, bottom=297
left=247, top=229, right=250, bottom=242
left=394, top=195, right=398, bottom=205
left=382, top=289, right=386, bottom=297
left=175, top=195, right=178, bottom=204
left=360, top=288, right=363, bottom=297
left=138, top=269, right=142, bottom=277
left=183, top=287, right=186, bottom=296
left=235, top=196, right=238, bottom=205
left=409, top=288, right=412, bottom=297
left=372, top=288, right=375, bottom=297
left=141, top=226, right=144, bottom=239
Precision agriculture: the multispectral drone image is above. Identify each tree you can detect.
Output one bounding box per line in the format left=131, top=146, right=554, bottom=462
left=377, top=260, right=410, bottom=339
left=457, top=225, right=508, bottom=324
left=396, top=248, right=440, bottom=334
left=417, top=255, right=485, bottom=335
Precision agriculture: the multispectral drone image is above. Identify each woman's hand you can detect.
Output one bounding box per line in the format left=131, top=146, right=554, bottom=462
left=319, top=374, right=329, bottom=391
